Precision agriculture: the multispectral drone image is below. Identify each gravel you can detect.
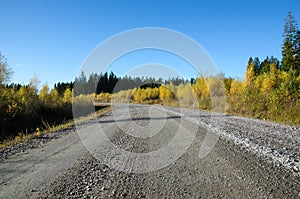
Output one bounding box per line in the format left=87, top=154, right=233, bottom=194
left=0, top=127, right=76, bottom=162
left=35, top=105, right=300, bottom=198
left=162, top=106, right=300, bottom=177
left=1, top=104, right=299, bottom=198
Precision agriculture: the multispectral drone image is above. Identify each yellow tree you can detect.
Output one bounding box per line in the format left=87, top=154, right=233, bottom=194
left=206, top=75, right=226, bottom=112
left=3, top=88, right=20, bottom=117
left=18, top=84, right=38, bottom=114
left=159, top=85, right=174, bottom=105
left=243, top=62, right=255, bottom=89
left=63, top=88, right=73, bottom=103
left=132, top=87, right=145, bottom=103
left=192, top=76, right=210, bottom=99
left=229, top=80, right=243, bottom=95
left=39, top=84, right=49, bottom=104
left=228, top=79, right=244, bottom=113
left=18, top=86, right=28, bottom=105
left=192, top=76, right=210, bottom=109
left=261, top=62, right=278, bottom=93
left=49, top=89, right=61, bottom=105
left=177, top=83, right=197, bottom=108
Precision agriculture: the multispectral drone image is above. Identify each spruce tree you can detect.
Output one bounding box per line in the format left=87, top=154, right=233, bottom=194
left=282, top=12, right=299, bottom=72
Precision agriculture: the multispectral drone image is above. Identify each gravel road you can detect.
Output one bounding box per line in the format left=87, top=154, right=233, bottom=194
left=0, top=104, right=299, bottom=198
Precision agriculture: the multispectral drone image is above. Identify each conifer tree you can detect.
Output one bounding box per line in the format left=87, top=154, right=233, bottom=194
left=282, top=12, right=299, bottom=72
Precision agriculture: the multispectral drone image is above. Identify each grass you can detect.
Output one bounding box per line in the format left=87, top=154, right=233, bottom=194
left=0, top=106, right=113, bottom=149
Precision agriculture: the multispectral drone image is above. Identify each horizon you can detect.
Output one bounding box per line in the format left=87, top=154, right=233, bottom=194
left=1, top=0, right=300, bottom=88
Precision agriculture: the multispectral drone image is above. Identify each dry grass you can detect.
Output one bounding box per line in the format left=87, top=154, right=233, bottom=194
left=0, top=106, right=113, bottom=149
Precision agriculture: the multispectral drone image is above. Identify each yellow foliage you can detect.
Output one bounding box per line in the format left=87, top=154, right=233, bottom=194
left=111, top=90, right=132, bottom=103
left=269, top=62, right=278, bottom=76
left=192, top=77, right=210, bottom=99
left=243, top=63, right=255, bottom=89
left=253, top=75, right=262, bottom=90
left=177, top=83, right=198, bottom=108
left=230, top=80, right=243, bottom=94
left=132, top=87, right=143, bottom=103
left=261, top=74, right=276, bottom=93
left=206, top=75, right=225, bottom=97
left=19, top=86, right=27, bottom=104
left=35, top=128, right=41, bottom=137
left=63, top=88, right=73, bottom=103
left=159, top=85, right=175, bottom=105
left=39, top=84, right=49, bottom=103
left=96, top=92, right=111, bottom=102
left=49, top=89, right=63, bottom=105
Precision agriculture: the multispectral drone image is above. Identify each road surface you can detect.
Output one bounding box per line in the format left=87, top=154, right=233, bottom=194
left=0, top=104, right=299, bottom=198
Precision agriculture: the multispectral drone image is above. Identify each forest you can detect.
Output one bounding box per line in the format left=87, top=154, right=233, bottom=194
left=0, top=12, right=299, bottom=142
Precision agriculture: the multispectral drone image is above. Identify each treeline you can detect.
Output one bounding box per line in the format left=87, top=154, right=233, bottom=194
left=226, top=59, right=299, bottom=124
left=0, top=77, right=74, bottom=141
left=0, top=67, right=190, bottom=141
left=93, top=12, right=300, bottom=125
left=0, top=12, right=299, bottom=142
left=94, top=62, right=299, bottom=124
left=73, top=71, right=189, bottom=96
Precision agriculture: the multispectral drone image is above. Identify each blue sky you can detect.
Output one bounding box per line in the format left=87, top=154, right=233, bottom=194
left=0, top=0, right=300, bottom=87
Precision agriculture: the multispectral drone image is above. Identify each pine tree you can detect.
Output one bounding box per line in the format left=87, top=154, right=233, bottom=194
left=295, top=30, right=300, bottom=70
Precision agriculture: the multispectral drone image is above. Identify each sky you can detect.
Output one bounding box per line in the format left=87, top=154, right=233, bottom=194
left=0, top=0, right=300, bottom=88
